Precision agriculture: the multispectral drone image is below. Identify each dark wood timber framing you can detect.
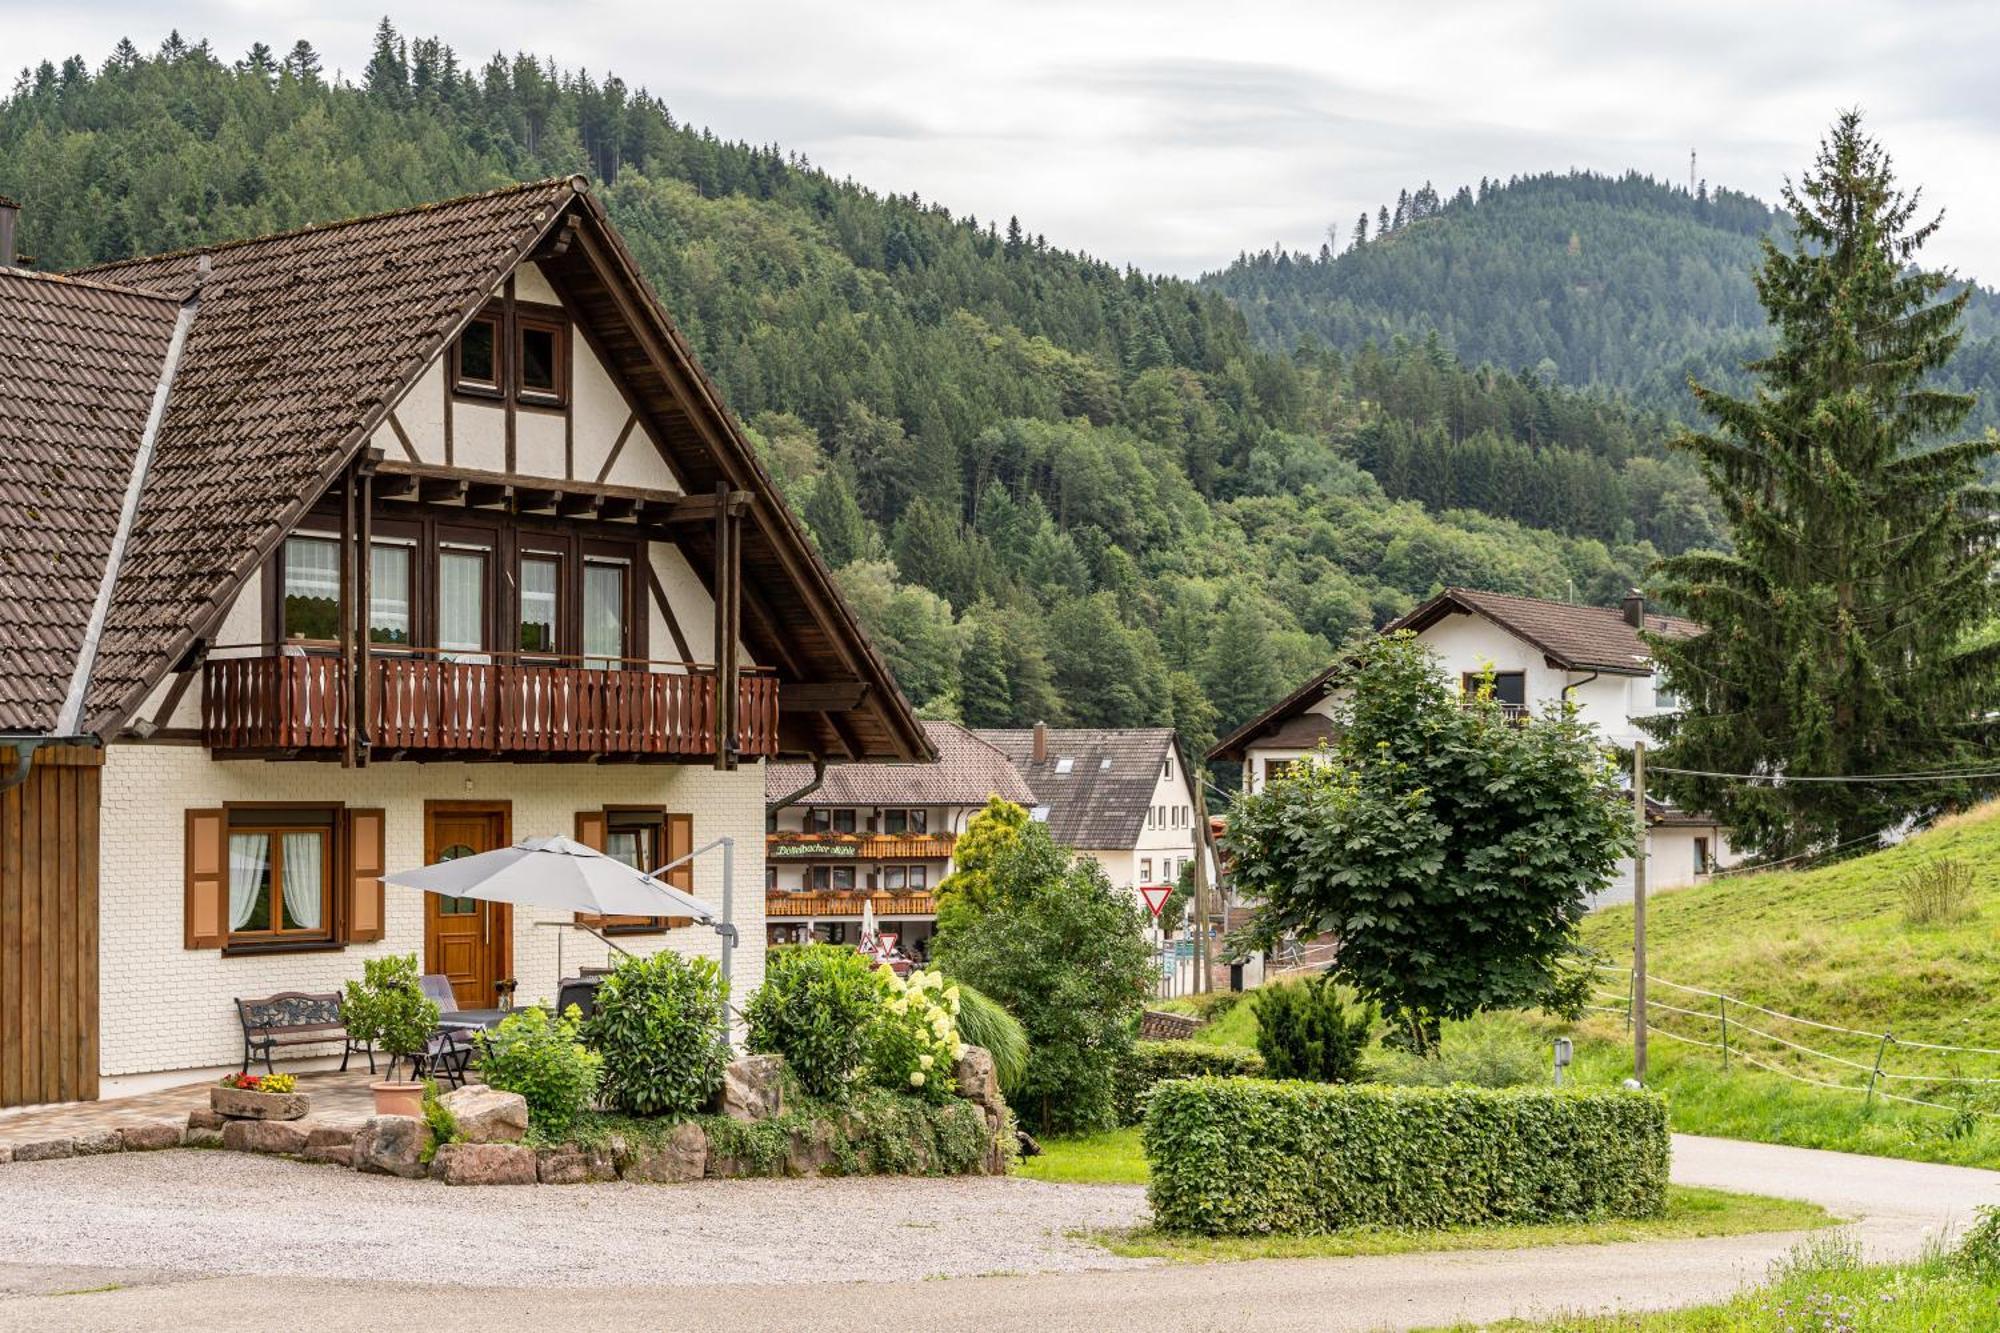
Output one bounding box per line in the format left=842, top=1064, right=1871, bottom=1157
left=1, top=746, right=100, bottom=1108
left=712, top=480, right=746, bottom=769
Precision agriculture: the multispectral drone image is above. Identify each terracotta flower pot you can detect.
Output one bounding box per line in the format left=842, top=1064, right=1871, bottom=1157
left=371, top=1080, right=425, bottom=1118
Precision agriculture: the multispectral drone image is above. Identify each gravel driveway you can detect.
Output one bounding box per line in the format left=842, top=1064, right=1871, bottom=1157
left=0, top=1151, right=1149, bottom=1288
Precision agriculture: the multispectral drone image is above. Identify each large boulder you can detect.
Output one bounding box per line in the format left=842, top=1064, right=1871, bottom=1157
left=222, top=1119, right=310, bottom=1155
left=620, top=1120, right=708, bottom=1183
left=432, top=1142, right=538, bottom=1186
left=437, top=1085, right=529, bottom=1144
left=711, top=1054, right=785, bottom=1122
left=352, top=1116, right=431, bottom=1179
left=954, top=1046, right=1001, bottom=1112
left=785, top=1120, right=839, bottom=1177
left=211, top=1086, right=310, bottom=1121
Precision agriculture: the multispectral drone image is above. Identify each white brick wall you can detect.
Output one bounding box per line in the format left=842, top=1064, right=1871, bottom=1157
left=98, top=743, right=766, bottom=1079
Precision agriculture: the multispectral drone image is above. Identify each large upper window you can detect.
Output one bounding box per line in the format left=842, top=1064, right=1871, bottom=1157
left=519, top=554, right=561, bottom=656
left=438, top=547, right=489, bottom=662
left=370, top=542, right=413, bottom=646
left=281, top=535, right=341, bottom=641
left=582, top=560, right=628, bottom=669
left=226, top=809, right=333, bottom=945
left=517, top=316, right=567, bottom=405
left=810, top=809, right=858, bottom=834
left=882, top=809, right=929, bottom=836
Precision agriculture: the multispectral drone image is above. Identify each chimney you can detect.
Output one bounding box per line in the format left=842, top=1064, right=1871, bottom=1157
left=0, top=197, right=17, bottom=268
left=1622, top=589, right=1646, bottom=629
left=1032, top=720, right=1048, bottom=763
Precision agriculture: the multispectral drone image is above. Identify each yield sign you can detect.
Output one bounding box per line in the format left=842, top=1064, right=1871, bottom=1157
left=1139, top=884, right=1174, bottom=919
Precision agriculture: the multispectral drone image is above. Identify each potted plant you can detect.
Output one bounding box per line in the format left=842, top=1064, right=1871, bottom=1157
left=343, top=954, right=441, bottom=1117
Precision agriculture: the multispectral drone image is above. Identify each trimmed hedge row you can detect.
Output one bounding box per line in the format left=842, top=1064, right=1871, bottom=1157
left=1114, top=1041, right=1265, bottom=1126
left=1144, top=1078, right=1669, bottom=1235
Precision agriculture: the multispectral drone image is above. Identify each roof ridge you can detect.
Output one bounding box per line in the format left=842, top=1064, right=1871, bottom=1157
left=71, top=175, right=587, bottom=278
left=0, top=265, right=184, bottom=304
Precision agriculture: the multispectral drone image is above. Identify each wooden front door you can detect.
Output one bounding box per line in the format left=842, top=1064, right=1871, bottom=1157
left=424, top=803, right=511, bottom=1007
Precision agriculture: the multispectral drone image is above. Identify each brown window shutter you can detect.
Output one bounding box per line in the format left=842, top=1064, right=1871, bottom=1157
left=348, top=808, right=387, bottom=942
left=185, top=808, right=227, bottom=949
left=575, top=809, right=609, bottom=928
left=663, top=812, right=695, bottom=928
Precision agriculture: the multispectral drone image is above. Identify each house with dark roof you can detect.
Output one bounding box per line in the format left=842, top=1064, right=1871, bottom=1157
left=761, top=721, right=1035, bottom=958
left=0, top=180, right=928, bottom=1107
left=1210, top=587, right=1736, bottom=905
left=974, top=724, right=1214, bottom=907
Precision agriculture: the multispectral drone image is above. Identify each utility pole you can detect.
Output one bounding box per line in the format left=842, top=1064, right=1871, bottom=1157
left=1632, top=739, right=1649, bottom=1084
left=1189, top=746, right=1216, bottom=994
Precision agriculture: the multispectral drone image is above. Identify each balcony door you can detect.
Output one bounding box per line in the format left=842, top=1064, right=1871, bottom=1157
left=423, top=802, right=512, bottom=1007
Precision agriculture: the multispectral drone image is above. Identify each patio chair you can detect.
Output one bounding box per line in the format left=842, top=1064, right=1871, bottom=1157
left=414, top=974, right=475, bottom=1088
left=556, top=975, right=604, bottom=1022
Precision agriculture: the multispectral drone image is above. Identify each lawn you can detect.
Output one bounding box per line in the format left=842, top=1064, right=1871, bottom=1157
left=1012, top=1127, right=1150, bottom=1185
left=1447, top=1234, right=2000, bottom=1331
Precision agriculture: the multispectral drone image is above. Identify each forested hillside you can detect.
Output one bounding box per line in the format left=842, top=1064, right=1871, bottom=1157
left=1209, top=171, right=2000, bottom=434
left=1, top=28, right=1701, bottom=754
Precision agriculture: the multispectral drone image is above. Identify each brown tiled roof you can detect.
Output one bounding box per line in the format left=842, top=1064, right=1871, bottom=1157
left=767, top=721, right=1033, bottom=808
left=1393, top=588, right=1699, bottom=676
left=1209, top=587, right=1699, bottom=762
left=973, top=727, right=1180, bottom=850
left=0, top=270, right=182, bottom=733
left=66, top=178, right=581, bottom=730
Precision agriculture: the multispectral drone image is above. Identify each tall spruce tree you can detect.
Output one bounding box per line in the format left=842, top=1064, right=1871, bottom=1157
left=1643, top=112, right=2000, bottom=857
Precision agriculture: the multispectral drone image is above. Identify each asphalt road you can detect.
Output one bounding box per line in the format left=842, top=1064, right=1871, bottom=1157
left=3, top=1135, right=1994, bottom=1332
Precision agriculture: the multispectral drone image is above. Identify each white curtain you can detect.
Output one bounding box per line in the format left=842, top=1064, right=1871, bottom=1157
left=583, top=562, right=626, bottom=669
left=520, top=557, right=559, bottom=654
left=281, top=832, right=323, bottom=931
left=605, top=829, right=641, bottom=870
left=370, top=544, right=412, bottom=645
left=228, top=833, right=270, bottom=931
left=284, top=536, right=340, bottom=600
left=438, top=549, right=487, bottom=661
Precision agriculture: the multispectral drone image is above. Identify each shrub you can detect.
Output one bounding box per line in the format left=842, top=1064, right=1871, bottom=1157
left=1952, top=1207, right=2000, bottom=1281
left=342, top=953, right=440, bottom=1067
left=419, top=1078, right=458, bottom=1165
left=745, top=944, right=887, bottom=1099
left=934, top=825, right=1154, bottom=1134
left=1365, top=1018, right=1545, bottom=1088
left=585, top=951, right=727, bottom=1116
left=1903, top=857, right=1977, bottom=925
left=868, top=968, right=962, bottom=1104
left=1113, top=1040, right=1264, bottom=1126
left=477, top=1004, right=602, bottom=1137
left=1144, top=1078, right=1669, bottom=1236
left=947, top=979, right=1028, bottom=1094
left=1252, top=974, right=1373, bottom=1082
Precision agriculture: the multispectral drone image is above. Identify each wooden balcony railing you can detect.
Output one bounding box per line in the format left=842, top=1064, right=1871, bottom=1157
left=202, top=653, right=780, bottom=759
left=765, top=831, right=957, bottom=861
left=765, top=891, right=937, bottom=919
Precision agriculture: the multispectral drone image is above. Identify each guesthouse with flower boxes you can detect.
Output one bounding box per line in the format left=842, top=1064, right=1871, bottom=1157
left=0, top=179, right=929, bottom=1108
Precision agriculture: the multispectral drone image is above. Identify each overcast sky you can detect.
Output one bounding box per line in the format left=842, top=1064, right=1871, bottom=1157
left=12, top=2, right=2000, bottom=279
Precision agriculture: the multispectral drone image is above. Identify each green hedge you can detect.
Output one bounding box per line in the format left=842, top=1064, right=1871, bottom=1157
left=1144, top=1078, right=1668, bottom=1235
left=1114, top=1041, right=1265, bottom=1125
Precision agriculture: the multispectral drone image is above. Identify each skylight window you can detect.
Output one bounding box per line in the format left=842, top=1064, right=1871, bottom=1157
left=1055, top=757, right=1075, bottom=774
left=1100, top=757, right=1112, bottom=770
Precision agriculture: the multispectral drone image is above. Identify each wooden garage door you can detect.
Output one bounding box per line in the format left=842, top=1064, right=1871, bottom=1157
left=1, top=745, right=101, bottom=1107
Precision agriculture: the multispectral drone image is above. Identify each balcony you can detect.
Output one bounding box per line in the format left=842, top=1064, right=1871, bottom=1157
left=202, top=649, right=780, bottom=760
left=765, top=890, right=937, bottom=920
left=765, top=831, right=957, bottom=861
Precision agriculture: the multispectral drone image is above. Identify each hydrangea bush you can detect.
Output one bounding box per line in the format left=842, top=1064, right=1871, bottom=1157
left=869, top=969, right=963, bottom=1104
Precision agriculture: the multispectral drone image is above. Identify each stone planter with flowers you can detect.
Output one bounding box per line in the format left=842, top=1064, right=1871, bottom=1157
left=211, top=1071, right=309, bottom=1121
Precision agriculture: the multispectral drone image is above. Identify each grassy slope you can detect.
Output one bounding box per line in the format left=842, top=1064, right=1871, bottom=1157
left=1549, top=801, right=2000, bottom=1165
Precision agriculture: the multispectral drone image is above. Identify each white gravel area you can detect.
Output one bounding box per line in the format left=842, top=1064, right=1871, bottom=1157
left=0, top=1150, right=1152, bottom=1287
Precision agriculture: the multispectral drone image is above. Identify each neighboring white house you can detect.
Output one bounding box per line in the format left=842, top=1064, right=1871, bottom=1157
left=1210, top=587, right=1736, bottom=906
left=763, top=720, right=1036, bottom=960
left=0, top=179, right=929, bottom=1106
left=974, top=725, right=1217, bottom=910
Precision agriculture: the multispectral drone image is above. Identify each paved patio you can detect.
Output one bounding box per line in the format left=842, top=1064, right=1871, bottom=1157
left=0, top=1070, right=381, bottom=1149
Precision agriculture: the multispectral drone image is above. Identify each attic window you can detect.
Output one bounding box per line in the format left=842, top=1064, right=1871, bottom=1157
left=517, top=315, right=567, bottom=405
left=1099, top=758, right=1112, bottom=770
left=453, top=315, right=500, bottom=394
left=1055, top=757, right=1075, bottom=775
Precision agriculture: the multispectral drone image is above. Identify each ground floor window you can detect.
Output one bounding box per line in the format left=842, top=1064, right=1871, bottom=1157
left=226, top=808, right=335, bottom=945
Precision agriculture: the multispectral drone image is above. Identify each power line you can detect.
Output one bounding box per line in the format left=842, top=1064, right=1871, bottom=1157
left=1651, top=762, right=2000, bottom=785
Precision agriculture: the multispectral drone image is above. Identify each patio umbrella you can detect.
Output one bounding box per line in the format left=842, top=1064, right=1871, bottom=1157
left=859, top=895, right=878, bottom=953
left=385, top=835, right=720, bottom=922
